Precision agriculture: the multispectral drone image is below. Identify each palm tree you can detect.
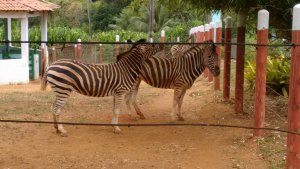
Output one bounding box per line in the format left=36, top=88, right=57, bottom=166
left=110, top=0, right=182, bottom=33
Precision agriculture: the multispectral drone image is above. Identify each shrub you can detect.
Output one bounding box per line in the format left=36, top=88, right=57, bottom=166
left=245, top=54, right=290, bottom=97
left=94, top=30, right=148, bottom=42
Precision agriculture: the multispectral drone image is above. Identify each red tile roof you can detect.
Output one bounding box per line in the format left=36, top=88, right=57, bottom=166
left=0, top=0, right=60, bottom=12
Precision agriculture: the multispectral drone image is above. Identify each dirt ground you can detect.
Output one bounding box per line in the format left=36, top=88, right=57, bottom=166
left=0, top=78, right=269, bottom=169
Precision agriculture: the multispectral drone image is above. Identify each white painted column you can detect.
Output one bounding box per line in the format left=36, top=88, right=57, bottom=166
left=7, top=17, right=12, bottom=46
left=41, top=12, right=48, bottom=49
left=21, top=16, right=29, bottom=83
left=160, top=30, right=165, bottom=57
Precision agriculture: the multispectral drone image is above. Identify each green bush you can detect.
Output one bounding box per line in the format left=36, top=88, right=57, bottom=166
left=245, top=54, right=290, bottom=97
left=94, top=30, right=148, bottom=42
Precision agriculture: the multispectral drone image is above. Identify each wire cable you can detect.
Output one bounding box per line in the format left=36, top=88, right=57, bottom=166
left=0, top=119, right=299, bottom=135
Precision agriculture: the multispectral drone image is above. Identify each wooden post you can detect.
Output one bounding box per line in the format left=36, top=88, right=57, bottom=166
left=176, top=37, right=180, bottom=42
left=149, top=37, right=153, bottom=43
left=214, top=20, right=222, bottom=91
left=124, top=40, right=129, bottom=51
left=41, top=47, right=45, bottom=77
left=223, top=17, right=232, bottom=99
left=194, top=27, right=199, bottom=43
left=76, top=39, right=82, bottom=61
left=253, top=9, right=269, bottom=137
left=190, top=27, right=196, bottom=42
left=208, top=22, right=214, bottom=82
left=189, top=29, right=192, bottom=43
left=235, top=11, right=246, bottom=113
left=161, top=30, right=165, bottom=57
left=52, top=47, right=56, bottom=62
left=40, top=12, right=47, bottom=77
left=287, top=4, right=300, bottom=168
left=74, top=44, right=77, bottom=60
left=204, top=24, right=210, bottom=78
left=199, top=25, right=205, bottom=42
left=189, top=28, right=194, bottom=43
left=99, top=44, right=102, bottom=64
left=114, top=35, right=120, bottom=62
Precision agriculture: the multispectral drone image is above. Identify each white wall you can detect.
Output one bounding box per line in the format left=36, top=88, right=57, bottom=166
left=0, top=59, right=29, bottom=85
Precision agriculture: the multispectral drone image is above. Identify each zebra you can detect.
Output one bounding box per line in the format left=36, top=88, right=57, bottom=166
left=117, top=40, right=220, bottom=121
left=41, top=39, right=164, bottom=136
left=166, top=36, right=192, bottom=58
left=170, top=44, right=191, bottom=58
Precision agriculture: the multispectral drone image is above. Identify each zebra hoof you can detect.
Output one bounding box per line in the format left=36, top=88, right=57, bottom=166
left=56, top=130, right=68, bottom=137
left=128, top=114, right=140, bottom=121
left=113, top=127, right=121, bottom=134
left=59, top=132, right=68, bottom=137
left=139, top=114, right=146, bottom=120
left=177, top=115, right=185, bottom=121
left=56, top=128, right=68, bottom=137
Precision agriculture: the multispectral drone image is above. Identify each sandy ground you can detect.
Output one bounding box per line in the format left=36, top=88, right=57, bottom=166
left=0, top=78, right=268, bottom=169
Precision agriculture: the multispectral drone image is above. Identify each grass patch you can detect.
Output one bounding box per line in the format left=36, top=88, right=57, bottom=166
left=257, top=133, right=287, bottom=169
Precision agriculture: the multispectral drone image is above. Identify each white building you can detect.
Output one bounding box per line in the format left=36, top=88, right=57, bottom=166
left=0, top=0, right=59, bottom=85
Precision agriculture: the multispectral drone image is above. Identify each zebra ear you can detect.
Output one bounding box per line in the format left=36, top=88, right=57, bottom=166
left=137, top=45, right=146, bottom=53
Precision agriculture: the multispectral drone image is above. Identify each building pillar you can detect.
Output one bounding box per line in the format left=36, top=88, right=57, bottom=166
left=21, top=16, right=29, bottom=83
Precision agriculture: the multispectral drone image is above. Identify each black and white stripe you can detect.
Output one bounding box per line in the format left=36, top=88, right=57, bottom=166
left=123, top=40, right=220, bottom=120
left=170, top=44, right=191, bottom=58
left=41, top=39, right=163, bottom=135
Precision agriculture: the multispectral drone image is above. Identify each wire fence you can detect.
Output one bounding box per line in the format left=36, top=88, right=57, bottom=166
left=0, top=119, right=299, bottom=135
left=1, top=40, right=300, bottom=46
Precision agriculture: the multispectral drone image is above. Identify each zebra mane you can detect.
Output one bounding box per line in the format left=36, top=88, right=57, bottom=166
left=178, top=40, right=215, bottom=58
left=116, top=38, right=147, bottom=62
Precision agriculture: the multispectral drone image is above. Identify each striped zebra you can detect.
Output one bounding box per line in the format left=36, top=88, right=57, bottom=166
left=170, top=44, right=191, bottom=58
left=41, top=39, right=164, bottom=135
left=117, top=40, right=220, bottom=121
left=166, top=36, right=192, bottom=58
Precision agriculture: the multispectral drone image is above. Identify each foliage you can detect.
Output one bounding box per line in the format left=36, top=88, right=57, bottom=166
left=94, top=30, right=148, bottom=42
left=245, top=54, right=290, bottom=97
left=111, top=0, right=204, bottom=35
left=162, top=0, right=299, bottom=39
left=0, top=26, right=90, bottom=48
left=91, top=0, right=131, bottom=31
left=47, top=0, right=88, bottom=28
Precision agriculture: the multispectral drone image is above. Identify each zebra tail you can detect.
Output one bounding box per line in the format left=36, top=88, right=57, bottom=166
left=40, top=71, right=48, bottom=91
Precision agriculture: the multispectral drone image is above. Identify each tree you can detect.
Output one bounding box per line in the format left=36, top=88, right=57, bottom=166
left=110, top=0, right=204, bottom=33
left=91, top=0, right=131, bottom=31
left=48, top=0, right=88, bottom=28
left=160, top=0, right=298, bottom=39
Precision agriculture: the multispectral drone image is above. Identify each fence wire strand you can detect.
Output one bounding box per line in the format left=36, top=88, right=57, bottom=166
left=0, top=119, right=299, bottom=136
left=1, top=40, right=300, bottom=47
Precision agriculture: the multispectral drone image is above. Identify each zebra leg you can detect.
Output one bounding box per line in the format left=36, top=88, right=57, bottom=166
left=131, top=79, right=145, bottom=119
left=125, top=91, right=134, bottom=117
left=177, top=89, right=187, bottom=121
left=52, top=97, right=68, bottom=137
left=172, top=88, right=187, bottom=121
left=112, top=94, right=125, bottom=134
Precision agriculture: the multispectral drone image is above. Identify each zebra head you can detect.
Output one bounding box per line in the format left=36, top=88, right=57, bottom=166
left=137, top=42, right=164, bottom=59
left=203, top=40, right=220, bottom=76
